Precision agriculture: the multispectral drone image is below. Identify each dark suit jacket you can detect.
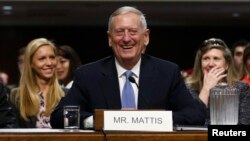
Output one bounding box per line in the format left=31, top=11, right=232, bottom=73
left=0, top=83, right=17, bottom=128
left=51, top=54, right=206, bottom=129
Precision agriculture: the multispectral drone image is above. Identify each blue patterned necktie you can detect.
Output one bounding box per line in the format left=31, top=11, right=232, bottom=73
left=121, top=70, right=136, bottom=109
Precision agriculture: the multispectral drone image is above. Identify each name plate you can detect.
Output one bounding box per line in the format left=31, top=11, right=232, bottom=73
left=103, top=110, right=173, bottom=132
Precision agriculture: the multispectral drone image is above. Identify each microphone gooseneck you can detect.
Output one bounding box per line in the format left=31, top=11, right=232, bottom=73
left=128, top=76, right=149, bottom=108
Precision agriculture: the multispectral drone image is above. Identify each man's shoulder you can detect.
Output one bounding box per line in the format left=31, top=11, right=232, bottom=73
left=143, top=54, right=178, bottom=68
left=76, top=56, right=114, bottom=74
left=79, top=56, right=112, bottom=68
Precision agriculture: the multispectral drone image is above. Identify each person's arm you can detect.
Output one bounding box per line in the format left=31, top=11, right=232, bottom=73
left=51, top=69, right=93, bottom=129
left=168, top=65, right=206, bottom=125
left=0, top=83, right=17, bottom=128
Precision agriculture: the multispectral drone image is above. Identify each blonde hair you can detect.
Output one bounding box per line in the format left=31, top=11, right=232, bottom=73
left=186, top=38, right=239, bottom=92
left=18, top=38, right=64, bottom=121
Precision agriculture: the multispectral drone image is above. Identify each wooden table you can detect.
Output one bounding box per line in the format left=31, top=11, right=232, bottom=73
left=0, top=129, right=104, bottom=141
left=0, top=129, right=207, bottom=141
left=105, top=131, right=208, bottom=141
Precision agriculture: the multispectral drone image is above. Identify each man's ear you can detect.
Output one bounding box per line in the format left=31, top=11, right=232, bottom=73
left=107, top=31, right=112, bottom=47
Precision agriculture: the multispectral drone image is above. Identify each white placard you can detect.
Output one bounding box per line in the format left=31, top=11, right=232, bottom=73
left=103, top=110, right=173, bottom=132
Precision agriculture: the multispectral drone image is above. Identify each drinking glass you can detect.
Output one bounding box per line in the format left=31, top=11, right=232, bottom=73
left=64, top=106, right=80, bottom=129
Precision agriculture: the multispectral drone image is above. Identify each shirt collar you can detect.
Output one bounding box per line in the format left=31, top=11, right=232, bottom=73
left=115, top=58, right=141, bottom=78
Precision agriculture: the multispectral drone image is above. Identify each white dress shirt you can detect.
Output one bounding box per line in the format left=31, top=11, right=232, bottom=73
left=115, top=58, right=141, bottom=109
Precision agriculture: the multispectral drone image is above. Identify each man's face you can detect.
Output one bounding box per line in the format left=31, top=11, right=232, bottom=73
left=233, top=46, right=245, bottom=66
left=108, top=12, right=149, bottom=67
left=17, top=54, right=24, bottom=74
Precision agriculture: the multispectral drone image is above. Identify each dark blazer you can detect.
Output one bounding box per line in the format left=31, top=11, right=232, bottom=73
left=0, top=83, right=17, bottom=128
left=51, top=55, right=206, bottom=129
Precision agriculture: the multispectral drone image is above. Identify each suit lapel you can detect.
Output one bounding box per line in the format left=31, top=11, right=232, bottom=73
left=138, top=55, right=157, bottom=109
left=99, top=57, right=121, bottom=109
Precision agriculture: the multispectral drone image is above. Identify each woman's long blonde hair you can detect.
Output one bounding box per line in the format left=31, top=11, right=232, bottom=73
left=18, top=38, right=64, bottom=121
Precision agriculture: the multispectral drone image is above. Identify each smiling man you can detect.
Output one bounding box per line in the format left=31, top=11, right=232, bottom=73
left=51, top=6, right=206, bottom=129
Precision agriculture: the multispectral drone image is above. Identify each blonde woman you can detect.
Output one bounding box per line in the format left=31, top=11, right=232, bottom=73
left=10, top=38, right=65, bottom=128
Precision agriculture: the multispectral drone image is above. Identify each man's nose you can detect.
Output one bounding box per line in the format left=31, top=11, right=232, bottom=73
left=122, top=31, right=131, bottom=42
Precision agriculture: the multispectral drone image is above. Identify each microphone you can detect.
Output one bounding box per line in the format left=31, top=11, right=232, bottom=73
left=128, top=76, right=149, bottom=108
left=128, top=76, right=139, bottom=89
